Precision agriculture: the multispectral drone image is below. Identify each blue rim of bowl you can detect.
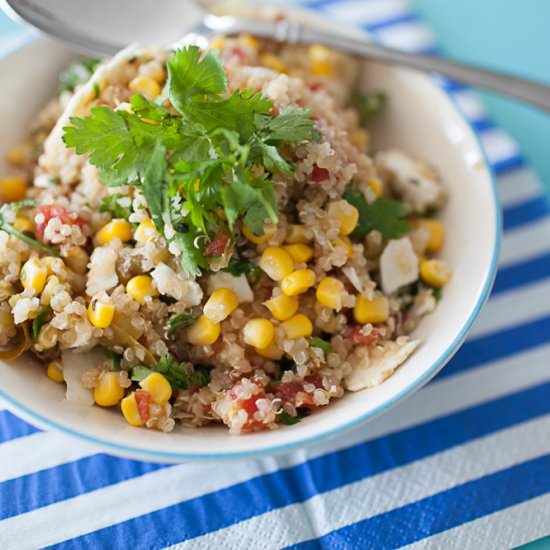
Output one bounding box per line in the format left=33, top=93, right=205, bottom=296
left=0, top=36, right=502, bottom=462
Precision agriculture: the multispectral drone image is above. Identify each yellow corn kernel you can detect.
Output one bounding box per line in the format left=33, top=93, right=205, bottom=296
left=263, top=293, right=299, bottom=321
left=121, top=393, right=144, bottom=426
left=417, top=219, right=445, bottom=254
left=351, top=128, right=369, bottom=152
left=140, top=372, right=172, bottom=405
left=260, top=53, right=287, bottom=73
left=129, top=76, right=161, bottom=100
left=242, top=223, right=276, bottom=245
left=283, top=244, right=313, bottom=263
left=0, top=176, right=27, bottom=202
left=134, top=218, right=157, bottom=244
left=281, top=313, right=313, bottom=339
left=309, top=44, right=334, bottom=76
left=420, top=258, right=452, bottom=288
left=210, top=36, right=225, bottom=50
left=331, top=236, right=353, bottom=258
left=259, top=247, right=295, bottom=281
left=6, top=142, right=31, bottom=165
left=353, top=295, right=389, bottom=324
left=368, top=178, right=383, bottom=198
left=41, top=276, right=60, bottom=307
left=64, top=246, right=89, bottom=275
left=20, top=258, right=48, bottom=295
left=96, top=219, right=133, bottom=245
left=327, top=200, right=359, bottom=236
left=281, top=269, right=316, bottom=297
left=238, top=34, right=259, bottom=50
left=187, top=314, right=221, bottom=346
left=204, top=287, right=239, bottom=323
left=126, top=275, right=158, bottom=305
left=255, top=343, right=283, bottom=360
left=13, top=216, right=34, bottom=233
left=87, top=296, right=115, bottom=328
left=243, top=318, right=275, bottom=349
left=46, top=361, right=64, bottom=384
left=316, top=276, right=345, bottom=310
left=285, top=224, right=309, bottom=244
left=94, top=372, right=125, bottom=407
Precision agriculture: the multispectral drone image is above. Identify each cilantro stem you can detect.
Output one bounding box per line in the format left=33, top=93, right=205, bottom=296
left=1, top=222, right=60, bottom=256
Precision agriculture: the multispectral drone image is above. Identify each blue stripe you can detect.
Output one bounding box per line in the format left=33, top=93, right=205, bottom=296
left=492, top=154, right=525, bottom=175
left=0, top=410, right=40, bottom=443
left=439, top=78, right=467, bottom=93
left=503, top=195, right=550, bottom=231
left=437, top=314, right=550, bottom=379
left=47, top=383, right=550, bottom=550
left=362, top=14, right=419, bottom=33
left=470, top=118, right=495, bottom=132
left=0, top=455, right=169, bottom=520
left=290, top=454, right=550, bottom=550
left=493, top=252, right=550, bottom=295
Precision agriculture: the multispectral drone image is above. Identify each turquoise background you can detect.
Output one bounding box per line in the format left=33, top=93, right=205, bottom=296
left=412, top=0, right=550, bottom=192
left=1, top=1, right=549, bottom=190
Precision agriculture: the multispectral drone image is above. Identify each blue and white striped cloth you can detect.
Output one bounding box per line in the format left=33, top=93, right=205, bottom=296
left=2, top=1, right=550, bottom=548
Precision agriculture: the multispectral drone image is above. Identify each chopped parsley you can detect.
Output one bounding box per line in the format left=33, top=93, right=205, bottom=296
left=99, top=194, right=132, bottom=220
left=223, top=257, right=261, bottom=281
left=105, top=349, right=122, bottom=370
left=59, top=58, right=100, bottom=93
left=277, top=410, right=309, bottom=426
left=355, top=91, right=386, bottom=124
left=0, top=201, right=59, bottom=256
left=131, top=355, right=211, bottom=390
left=32, top=306, right=52, bottom=340
left=166, top=312, right=198, bottom=337
left=309, top=336, right=332, bottom=355
left=63, top=46, right=318, bottom=276
left=343, top=188, right=410, bottom=240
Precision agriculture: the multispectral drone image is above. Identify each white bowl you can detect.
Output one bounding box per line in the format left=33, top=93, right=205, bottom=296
left=0, top=10, right=500, bottom=462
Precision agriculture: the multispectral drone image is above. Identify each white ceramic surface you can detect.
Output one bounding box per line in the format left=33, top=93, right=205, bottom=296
left=0, top=10, right=500, bottom=462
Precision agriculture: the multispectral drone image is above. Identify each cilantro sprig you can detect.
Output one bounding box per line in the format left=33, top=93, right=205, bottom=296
left=63, top=46, right=318, bottom=276
left=343, top=188, right=410, bottom=240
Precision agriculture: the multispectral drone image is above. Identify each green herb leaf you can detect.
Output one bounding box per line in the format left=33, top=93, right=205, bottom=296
left=343, top=189, right=410, bottom=240
left=309, top=336, right=332, bottom=355
left=32, top=306, right=52, bottom=340
left=223, top=258, right=261, bottom=281
left=105, top=349, right=122, bottom=370
left=99, top=194, right=131, bottom=220
left=131, top=355, right=211, bottom=390
left=141, top=141, right=167, bottom=231
left=260, top=106, right=319, bottom=144
left=355, top=91, right=386, bottom=124
left=172, top=231, right=206, bottom=278
left=166, top=312, right=198, bottom=337
left=277, top=411, right=307, bottom=426
left=59, top=58, right=100, bottom=93
left=432, top=286, right=443, bottom=301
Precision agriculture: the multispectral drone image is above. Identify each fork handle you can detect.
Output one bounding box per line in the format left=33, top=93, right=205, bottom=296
left=204, top=15, right=550, bottom=112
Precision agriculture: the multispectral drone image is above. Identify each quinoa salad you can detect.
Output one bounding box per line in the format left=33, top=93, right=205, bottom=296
left=0, top=35, right=451, bottom=435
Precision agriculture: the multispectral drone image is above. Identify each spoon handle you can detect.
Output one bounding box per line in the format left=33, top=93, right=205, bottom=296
left=204, top=15, right=550, bottom=112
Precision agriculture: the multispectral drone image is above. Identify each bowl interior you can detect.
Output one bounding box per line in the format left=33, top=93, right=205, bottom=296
left=0, top=33, right=498, bottom=461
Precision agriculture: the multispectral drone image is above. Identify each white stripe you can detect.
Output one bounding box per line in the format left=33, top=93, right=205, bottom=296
left=451, top=89, right=488, bottom=123
left=320, top=0, right=409, bottom=25
left=479, top=128, right=520, bottom=165
left=0, top=431, right=96, bottom=483
left=2, top=343, right=549, bottom=548
left=500, top=217, right=550, bottom=266
left=170, top=416, right=550, bottom=549
left=405, top=493, right=550, bottom=550
left=468, top=278, right=550, bottom=338
left=375, top=21, right=436, bottom=51
left=497, top=166, right=544, bottom=207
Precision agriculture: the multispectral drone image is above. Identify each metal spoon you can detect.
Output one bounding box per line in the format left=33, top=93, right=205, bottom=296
left=2, top=0, right=549, bottom=111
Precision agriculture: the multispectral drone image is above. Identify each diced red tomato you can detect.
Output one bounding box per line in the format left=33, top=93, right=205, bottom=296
left=309, top=82, right=323, bottom=92
left=204, top=232, right=228, bottom=257
left=231, top=390, right=268, bottom=432
left=344, top=325, right=382, bottom=346
left=274, top=380, right=319, bottom=409
left=135, top=390, right=151, bottom=422
left=310, top=165, right=330, bottom=183
left=35, top=205, right=84, bottom=241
